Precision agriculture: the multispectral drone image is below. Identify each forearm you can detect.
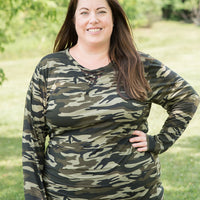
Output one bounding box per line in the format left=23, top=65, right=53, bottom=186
left=22, top=131, right=47, bottom=200
left=147, top=94, right=200, bottom=154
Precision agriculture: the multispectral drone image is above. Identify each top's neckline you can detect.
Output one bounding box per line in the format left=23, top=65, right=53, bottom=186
left=65, top=48, right=114, bottom=73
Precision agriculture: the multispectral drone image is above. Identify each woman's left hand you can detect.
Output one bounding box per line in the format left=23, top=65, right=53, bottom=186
left=129, top=130, right=148, bottom=152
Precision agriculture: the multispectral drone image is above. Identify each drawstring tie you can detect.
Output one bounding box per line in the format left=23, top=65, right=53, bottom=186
left=81, top=69, right=103, bottom=94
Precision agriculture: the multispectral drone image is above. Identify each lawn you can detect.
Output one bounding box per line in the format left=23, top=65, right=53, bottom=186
left=0, top=21, right=200, bottom=200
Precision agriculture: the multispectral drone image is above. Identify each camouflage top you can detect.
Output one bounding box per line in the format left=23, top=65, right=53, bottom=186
left=22, top=49, right=200, bottom=200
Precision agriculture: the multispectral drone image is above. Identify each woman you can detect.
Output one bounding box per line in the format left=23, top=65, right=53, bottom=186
left=22, top=0, right=200, bottom=199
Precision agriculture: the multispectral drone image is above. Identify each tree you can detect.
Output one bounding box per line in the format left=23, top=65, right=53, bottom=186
left=161, top=0, right=200, bottom=25
left=119, top=0, right=162, bottom=27
left=0, top=0, right=16, bottom=52
left=191, top=0, right=200, bottom=25
left=0, top=0, right=16, bottom=85
left=135, top=0, right=162, bottom=27
left=0, top=0, right=60, bottom=85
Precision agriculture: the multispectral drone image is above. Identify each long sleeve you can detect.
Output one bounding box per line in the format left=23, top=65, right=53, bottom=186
left=22, top=63, right=48, bottom=200
left=145, top=58, right=200, bottom=154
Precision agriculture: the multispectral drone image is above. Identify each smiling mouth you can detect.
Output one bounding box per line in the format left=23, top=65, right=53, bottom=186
left=87, top=28, right=103, bottom=32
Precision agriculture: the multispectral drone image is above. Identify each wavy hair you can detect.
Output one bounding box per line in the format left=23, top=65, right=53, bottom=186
left=53, top=0, right=151, bottom=101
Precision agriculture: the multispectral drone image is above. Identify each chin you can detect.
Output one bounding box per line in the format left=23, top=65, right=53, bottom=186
left=86, top=39, right=109, bottom=47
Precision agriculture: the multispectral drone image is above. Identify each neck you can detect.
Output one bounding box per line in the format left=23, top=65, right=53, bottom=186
left=75, top=42, right=110, bottom=57
left=70, top=43, right=111, bottom=69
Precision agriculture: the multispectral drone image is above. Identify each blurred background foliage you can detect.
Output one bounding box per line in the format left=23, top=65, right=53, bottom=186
left=0, top=0, right=200, bottom=85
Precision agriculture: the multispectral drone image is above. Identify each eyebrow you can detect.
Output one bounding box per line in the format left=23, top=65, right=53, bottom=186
left=97, top=7, right=107, bottom=10
left=79, top=7, right=107, bottom=11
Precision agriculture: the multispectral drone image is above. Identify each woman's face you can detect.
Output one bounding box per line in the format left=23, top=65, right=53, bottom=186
left=74, top=0, right=113, bottom=48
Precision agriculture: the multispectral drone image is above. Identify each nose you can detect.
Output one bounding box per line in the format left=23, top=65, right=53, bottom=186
left=89, top=12, right=99, bottom=24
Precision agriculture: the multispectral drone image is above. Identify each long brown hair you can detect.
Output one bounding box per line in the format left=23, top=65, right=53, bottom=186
left=53, top=0, right=151, bottom=101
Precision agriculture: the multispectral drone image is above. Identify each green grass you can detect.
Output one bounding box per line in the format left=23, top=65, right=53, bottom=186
left=0, top=21, right=200, bottom=200
left=0, top=59, right=37, bottom=200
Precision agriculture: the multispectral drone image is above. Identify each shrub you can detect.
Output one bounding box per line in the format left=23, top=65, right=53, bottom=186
left=0, top=68, right=6, bottom=86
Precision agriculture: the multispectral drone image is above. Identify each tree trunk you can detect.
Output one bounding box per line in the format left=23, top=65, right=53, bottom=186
left=192, top=1, right=200, bottom=26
